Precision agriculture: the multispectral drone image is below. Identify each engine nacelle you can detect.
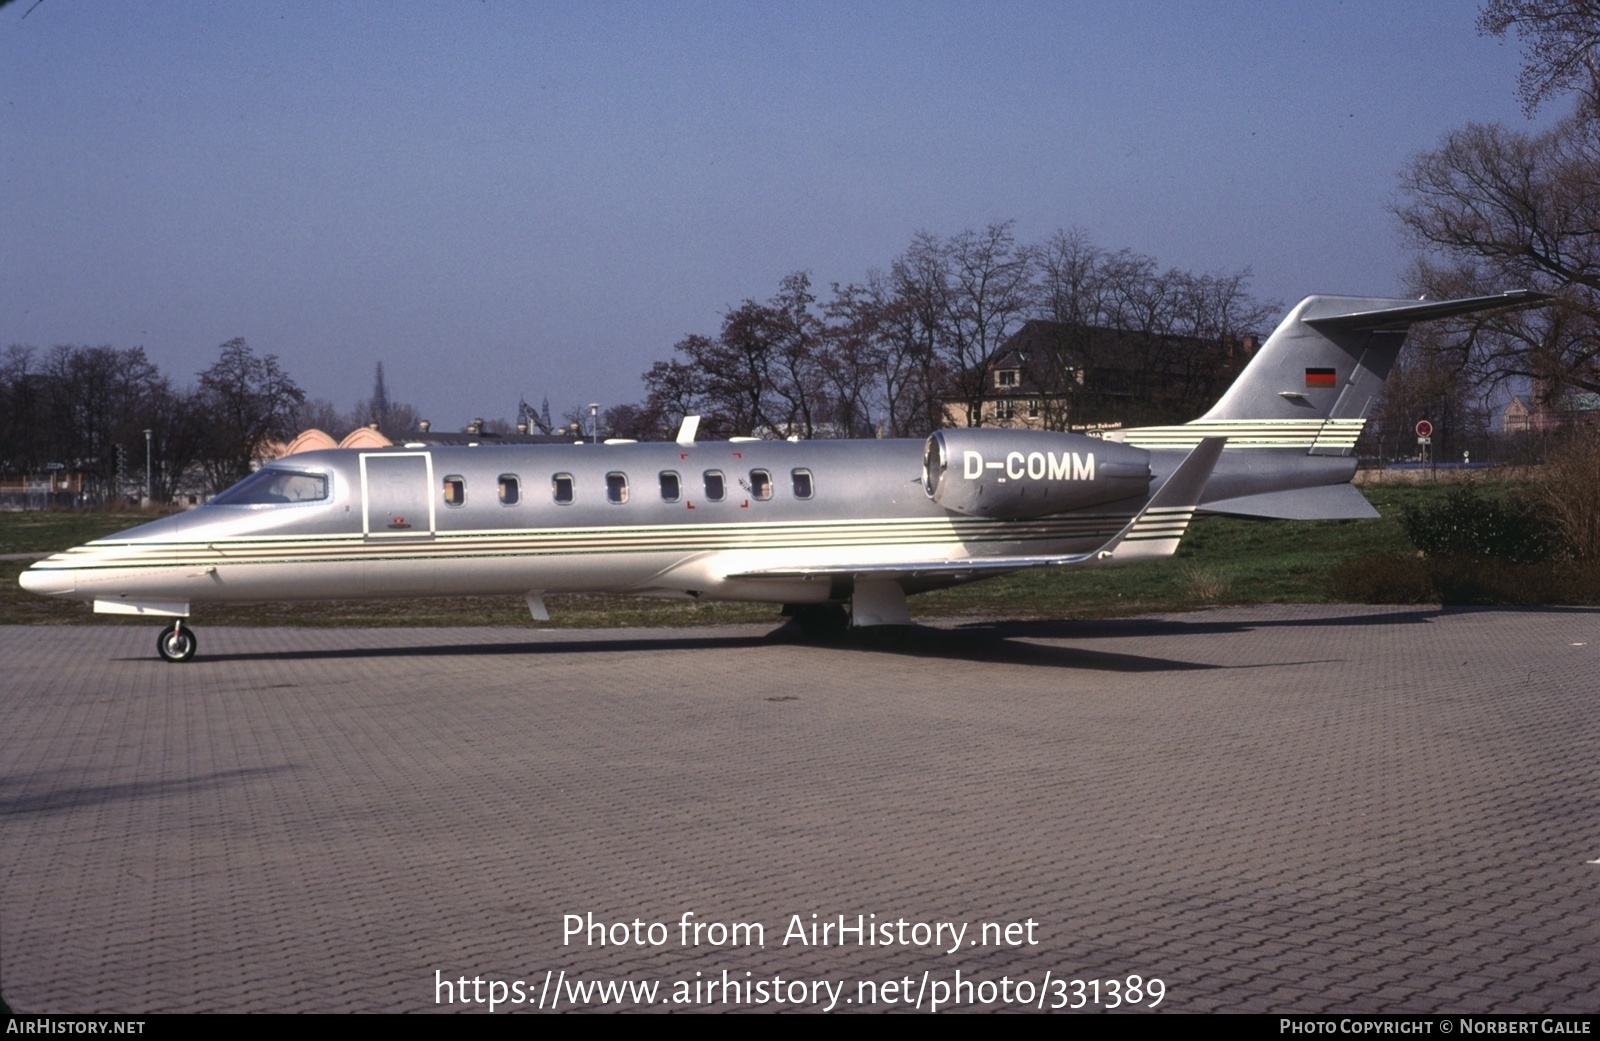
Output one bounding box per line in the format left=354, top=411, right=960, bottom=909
left=922, top=428, right=1152, bottom=519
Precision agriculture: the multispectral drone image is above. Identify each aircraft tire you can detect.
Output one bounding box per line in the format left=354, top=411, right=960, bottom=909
left=157, top=623, right=197, bottom=663
left=794, top=604, right=849, bottom=642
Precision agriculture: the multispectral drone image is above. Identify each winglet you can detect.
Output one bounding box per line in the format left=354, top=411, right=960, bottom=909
left=676, top=415, right=700, bottom=446
left=1098, top=436, right=1227, bottom=562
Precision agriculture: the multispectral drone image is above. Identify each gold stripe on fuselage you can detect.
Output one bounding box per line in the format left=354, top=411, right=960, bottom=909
left=35, top=513, right=1134, bottom=575
left=1114, top=417, right=1365, bottom=449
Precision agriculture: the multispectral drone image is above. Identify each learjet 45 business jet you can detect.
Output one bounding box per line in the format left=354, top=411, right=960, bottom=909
left=20, top=291, right=1543, bottom=661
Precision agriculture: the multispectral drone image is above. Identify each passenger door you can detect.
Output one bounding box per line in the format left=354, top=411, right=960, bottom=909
left=360, top=452, right=436, bottom=540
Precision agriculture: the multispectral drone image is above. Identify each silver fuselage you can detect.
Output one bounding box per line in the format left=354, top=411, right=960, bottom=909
left=19, top=436, right=1351, bottom=617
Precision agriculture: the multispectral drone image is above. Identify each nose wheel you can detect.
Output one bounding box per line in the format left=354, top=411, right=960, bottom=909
left=157, top=621, right=198, bottom=663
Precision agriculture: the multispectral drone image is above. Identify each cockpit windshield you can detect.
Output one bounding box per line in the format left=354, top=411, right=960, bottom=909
left=209, top=469, right=330, bottom=506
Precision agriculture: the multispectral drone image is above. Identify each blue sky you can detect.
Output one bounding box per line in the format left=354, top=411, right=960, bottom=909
left=1, top=1, right=1553, bottom=428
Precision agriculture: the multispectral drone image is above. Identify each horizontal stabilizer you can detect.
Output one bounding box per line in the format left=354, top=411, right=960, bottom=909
left=1304, top=290, right=1550, bottom=332
left=1201, top=483, right=1378, bottom=521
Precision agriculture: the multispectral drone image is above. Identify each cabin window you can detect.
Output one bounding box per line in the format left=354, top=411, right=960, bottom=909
left=659, top=471, right=681, bottom=502
left=607, top=472, right=629, bottom=504
left=552, top=473, right=574, bottom=504
left=704, top=470, right=725, bottom=501
left=749, top=469, right=772, bottom=501
left=210, top=468, right=329, bottom=506
left=791, top=468, right=813, bottom=499
left=442, top=475, right=466, bottom=507
left=499, top=475, right=520, bottom=505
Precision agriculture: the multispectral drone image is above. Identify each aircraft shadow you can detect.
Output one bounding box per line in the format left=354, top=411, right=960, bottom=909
left=150, top=624, right=1256, bottom=672
left=109, top=607, right=1510, bottom=671
left=0, top=765, right=293, bottom=817
left=136, top=632, right=778, bottom=665
left=791, top=623, right=1338, bottom=673
left=951, top=608, right=1446, bottom=641
left=127, top=638, right=1238, bottom=674
left=962, top=603, right=1600, bottom=643
left=104, top=610, right=1407, bottom=672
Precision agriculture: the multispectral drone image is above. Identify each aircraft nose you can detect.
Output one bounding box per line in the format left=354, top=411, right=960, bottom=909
left=18, top=559, right=76, bottom=597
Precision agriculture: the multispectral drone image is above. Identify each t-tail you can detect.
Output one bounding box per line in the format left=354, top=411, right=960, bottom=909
left=1107, top=290, right=1549, bottom=520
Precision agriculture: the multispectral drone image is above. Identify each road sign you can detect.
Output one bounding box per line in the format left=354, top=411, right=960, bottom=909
left=1415, top=420, right=1434, bottom=438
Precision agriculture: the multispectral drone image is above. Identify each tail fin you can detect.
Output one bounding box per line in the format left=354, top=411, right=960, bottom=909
left=1119, top=290, right=1548, bottom=455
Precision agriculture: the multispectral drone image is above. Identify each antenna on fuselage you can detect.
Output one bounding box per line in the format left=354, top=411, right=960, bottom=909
left=676, top=415, right=701, bottom=446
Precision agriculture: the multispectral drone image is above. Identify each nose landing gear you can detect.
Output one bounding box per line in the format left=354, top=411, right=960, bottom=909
left=157, top=620, right=198, bottom=663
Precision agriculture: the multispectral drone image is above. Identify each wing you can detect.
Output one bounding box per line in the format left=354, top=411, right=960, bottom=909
left=725, top=437, right=1227, bottom=583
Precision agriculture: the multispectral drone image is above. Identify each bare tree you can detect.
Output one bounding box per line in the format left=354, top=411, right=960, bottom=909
left=143, top=380, right=208, bottom=505
left=921, top=222, right=1037, bottom=427
left=38, top=345, right=166, bottom=502
left=1164, top=270, right=1279, bottom=416
left=1362, top=343, right=1493, bottom=463
left=640, top=356, right=713, bottom=438
left=819, top=270, right=951, bottom=439
left=885, top=239, right=958, bottom=434
left=1032, top=230, right=1122, bottom=429
left=1387, top=4, right=1600, bottom=403
left=0, top=345, right=44, bottom=475
left=0, top=344, right=210, bottom=505
left=635, top=275, right=828, bottom=438
left=1480, top=0, right=1600, bottom=116
left=296, top=398, right=353, bottom=437
left=601, top=402, right=657, bottom=440
left=1028, top=232, right=1273, bottom=429
left=623, top=225, right=1270, bottom=439
left=718, top=272, right=826, bottom=438
left=1394, top=106, right=1600, bottom=397
left=195, top=339, right=306, bottom=490
left=819, top=279, right=890, bottom=438
left=1523, top=425, right=1600, bottom=558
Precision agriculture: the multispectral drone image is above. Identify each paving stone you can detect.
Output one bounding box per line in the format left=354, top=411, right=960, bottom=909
left=1, top=606, right=1596, bottom=1012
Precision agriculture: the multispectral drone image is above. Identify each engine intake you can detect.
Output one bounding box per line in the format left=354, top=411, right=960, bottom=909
left=922, top=429, right=1151, bottom=519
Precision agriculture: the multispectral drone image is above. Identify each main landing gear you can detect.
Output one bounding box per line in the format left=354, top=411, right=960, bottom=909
left=157, top=620, right=198, bottom=663
left=786, top=604, right=850, bottom=641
